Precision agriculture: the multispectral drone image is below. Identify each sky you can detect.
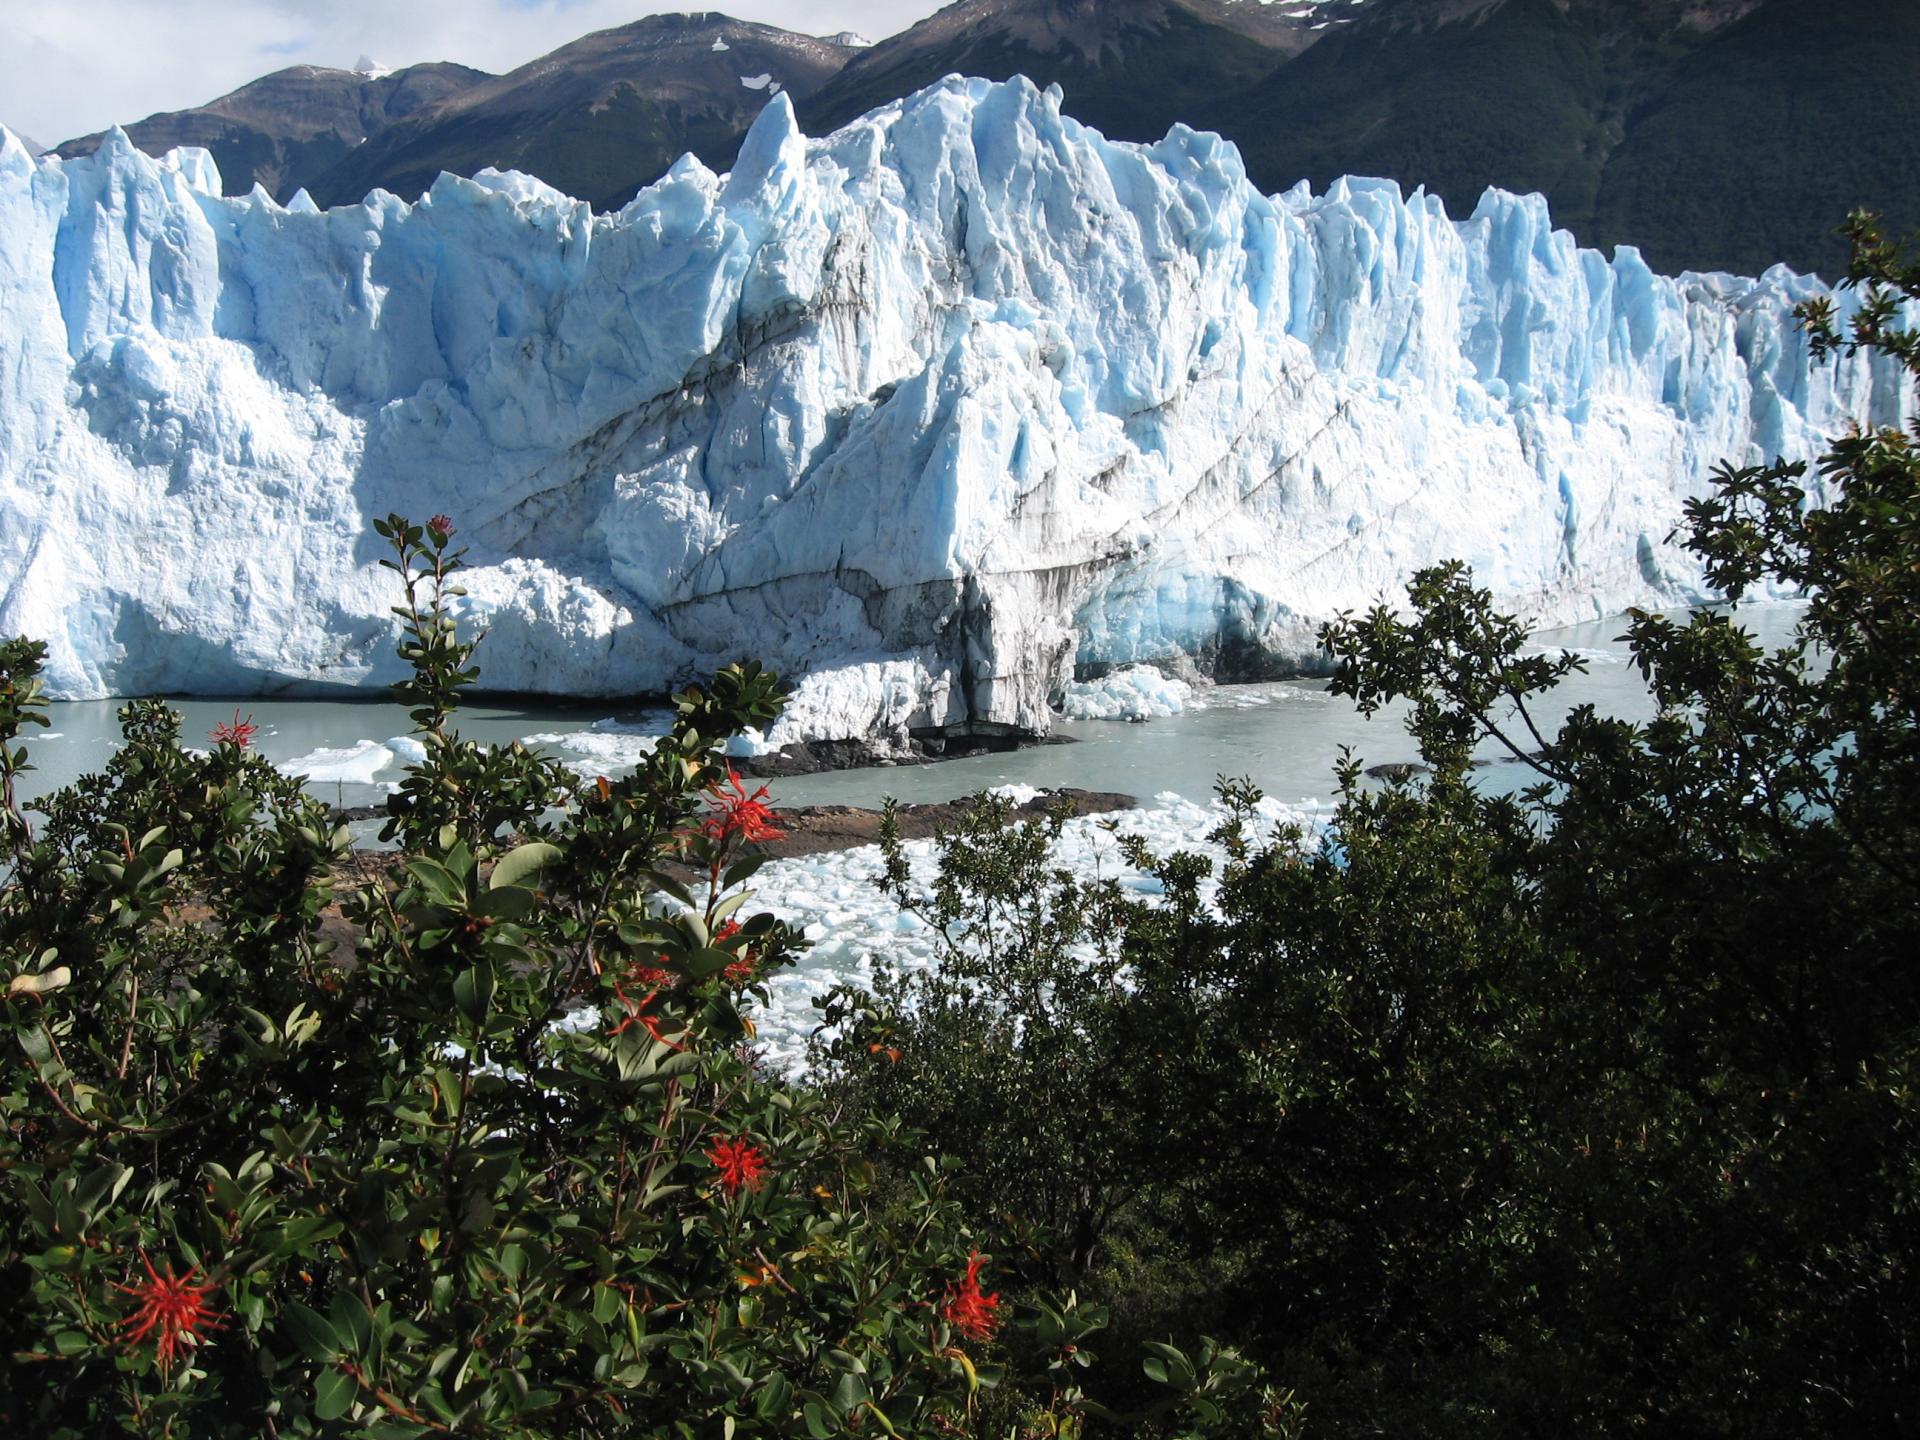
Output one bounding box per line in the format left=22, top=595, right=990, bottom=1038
left=2, top=0, right=951, bottom=149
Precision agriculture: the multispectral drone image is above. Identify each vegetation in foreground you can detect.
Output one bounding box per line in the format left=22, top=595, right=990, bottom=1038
left=2, top=217, right=1917, bottom=1436
left=824, top=214, right=1920, bottom=1438
left=0, top=514, right=1258, bottom=1436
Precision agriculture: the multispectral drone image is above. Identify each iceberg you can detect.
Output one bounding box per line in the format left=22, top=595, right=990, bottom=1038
left=0, top=84, right=1904, bottom=744
left=1058, top=665, right=1192, bottom=721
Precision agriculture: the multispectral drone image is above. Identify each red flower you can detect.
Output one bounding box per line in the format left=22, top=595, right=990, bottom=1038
left=706, top=1134, right=769, bottom=1196
left=426, top=514, right=455, bottom=541
left=623, top=954, right=679, bottom=990
left=716, top=919, right=760, bottom=984
left=210, top=710, right=257, bottom=749
left=941, top=1252, right=1002, bottom=1342
left=608, top=984, right=682, bottom=1049
left=701, top=769, right=785, bottom=845
left=115, top=1252, right=224, bottom=1376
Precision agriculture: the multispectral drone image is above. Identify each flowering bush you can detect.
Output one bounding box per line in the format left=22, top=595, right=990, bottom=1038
left=0, top=517, right=1024, bottom=1437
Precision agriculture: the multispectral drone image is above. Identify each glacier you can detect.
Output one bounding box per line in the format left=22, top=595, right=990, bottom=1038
left=0, top=78, right=1905, bottom=747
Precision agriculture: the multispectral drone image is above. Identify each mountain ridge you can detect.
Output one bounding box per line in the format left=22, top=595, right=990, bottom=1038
left=43, top=0, right=1919, bottom=276
left=798, top=0, right=1312, bottom=151
left=52, top=61, right=493, bottom=201
left=309, top=12, right=864, bottom=210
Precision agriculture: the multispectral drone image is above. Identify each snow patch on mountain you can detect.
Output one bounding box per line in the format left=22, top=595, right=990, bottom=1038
left=0, top=90, right=1903, bottom=745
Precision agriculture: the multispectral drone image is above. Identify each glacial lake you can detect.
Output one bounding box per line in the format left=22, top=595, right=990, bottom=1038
left=16, top=602, right=1805, bottom=1068
left=18, top=603, right=1805, bottom=820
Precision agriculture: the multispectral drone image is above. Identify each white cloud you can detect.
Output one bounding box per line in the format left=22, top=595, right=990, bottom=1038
left=4, top=1, right=942, bottom=148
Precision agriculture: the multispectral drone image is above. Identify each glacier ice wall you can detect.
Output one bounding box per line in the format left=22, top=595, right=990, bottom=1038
left=0, top=80, right=1904, bottom=741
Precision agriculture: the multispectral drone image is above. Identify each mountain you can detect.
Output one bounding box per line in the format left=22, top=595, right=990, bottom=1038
left=0, top=85, right=1899, bottom=744
left=799, top=0, right=1916, bottom=277
left=51, top=61, right=492, bottom=201
left=1215, top=0, right=1916, bottom=277
left=799, top=0, right=1323, bottom=148
left=47, top=0, right=1915, bottom=275
left=1589, top=0, right=1920, bottom=276
left=308, top=13, right=864, bottom=210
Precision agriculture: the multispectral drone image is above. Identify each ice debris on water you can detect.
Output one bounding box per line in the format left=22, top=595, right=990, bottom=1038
left=745, top=789, right=1330, bottom=1073
left=278, top=738, right=409, bottom=786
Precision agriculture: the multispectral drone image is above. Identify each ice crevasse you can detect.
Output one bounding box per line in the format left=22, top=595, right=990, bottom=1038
left=0, top=79, right=1905, bottom=744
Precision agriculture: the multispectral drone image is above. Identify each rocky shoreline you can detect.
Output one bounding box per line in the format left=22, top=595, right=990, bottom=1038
left=749, top=786, right=1136, bottom=860
left=729, top=731, right=1074, bottom=781
left=325, top=786, right=1139, bottom=860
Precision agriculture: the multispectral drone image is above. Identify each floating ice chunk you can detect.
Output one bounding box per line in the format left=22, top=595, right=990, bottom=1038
left=1057, top=666, right=1193, bottom=721
left=764, top=660, right=941, bottom=748
left=986, top=783, right=1046, bottom=805
left=279, top=738, right=397, bottom=785
left=523, top=729, right=662, bottom=779
left=726, top=727, right=777, bottom=758
left=386, top=734, right=429, bottom=765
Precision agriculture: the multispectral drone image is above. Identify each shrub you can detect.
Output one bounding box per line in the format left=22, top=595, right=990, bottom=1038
left=824, top=215, right=1920, bottom=1437
left=0, top=517, right=1016, bottom=1437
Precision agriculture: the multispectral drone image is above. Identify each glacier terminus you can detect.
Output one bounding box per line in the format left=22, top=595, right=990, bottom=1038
left=0, top=79, right=1905, bottom=750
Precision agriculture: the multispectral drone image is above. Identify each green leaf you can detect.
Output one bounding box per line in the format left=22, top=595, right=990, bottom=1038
left=722, top=854, right=768, bottom=889
left=405, top=857, right=467, bottom=906
left=434, top=1066, right=464, bottom=1119
left=475, top=886, right=534, bottom=922
left=13, top=1176, right=54, bottom=1231
left=272, top=1216, right=345, bottom=1254
left=314, top=1364, right=357, bottom=1421
left=830, top=1369, right=870, bottom=1413
left=283, top=1302, right=341, bottom=1363
left=490, top=841, right=561, bottom=891
left=453, top=963, right=497, bottom=1024
left=1142, top=1341, right=1195, bottom=1391
left=754, top=1373, right=795, bottom=1420
left=75, top=1161, right=132, bottom=1215
left=331, top=1291, right=373, bottom=1356
left=683, top=946, right=738, bottom=982
left=644, top=869, right=698, bottom=908
left=8, top=964, right=72, bottom=998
